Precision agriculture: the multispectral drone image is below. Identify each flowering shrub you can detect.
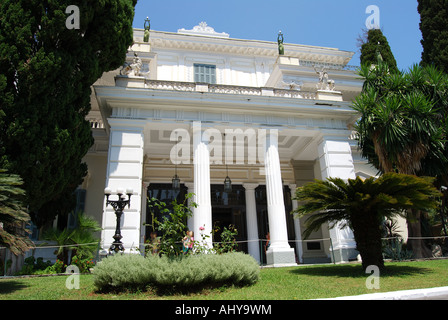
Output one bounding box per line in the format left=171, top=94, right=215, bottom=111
left=71, top=255, right=95, bottom=273
left=146, top=193, right=196, bottom=257
left=213, top=224, right=239, bottom=254
left=48, top=259, right=67, bottom=274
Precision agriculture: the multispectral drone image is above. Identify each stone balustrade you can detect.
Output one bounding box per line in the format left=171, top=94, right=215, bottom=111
left=115, top=76, right=320, bottom=101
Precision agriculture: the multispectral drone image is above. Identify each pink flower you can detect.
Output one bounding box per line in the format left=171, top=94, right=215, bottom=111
left=199, top=226, right=205, bottom=231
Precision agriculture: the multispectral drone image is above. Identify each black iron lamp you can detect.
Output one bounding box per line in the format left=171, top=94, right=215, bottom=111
left=224, top=163, right=232, bottom=193
left=104, top=188, right=133, bottom=254
left=172, top=131, right=181, bottom=191
left=172, top=172, right=180, bottom=191
left=223, top=133, right=232, bottom=193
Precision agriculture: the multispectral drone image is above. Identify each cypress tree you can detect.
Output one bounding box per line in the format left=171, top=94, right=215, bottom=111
left=0, top=1, right=137, bottom=226
left=418, top=0, right=448, bottom=74
left=360, top=29, right=399, bottom=73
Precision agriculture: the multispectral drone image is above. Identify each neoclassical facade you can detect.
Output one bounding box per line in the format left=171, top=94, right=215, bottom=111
left=83, top=23, right=375, bottom=266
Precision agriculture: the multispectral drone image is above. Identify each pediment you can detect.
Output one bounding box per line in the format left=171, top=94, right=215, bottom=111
left=177, top=22, right=230, bottom=38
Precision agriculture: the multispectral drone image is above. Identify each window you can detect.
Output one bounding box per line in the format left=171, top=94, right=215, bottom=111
left=67, top=189, right=86, bottom=229
left=306, top=241, right=322, bottom=251
left=194, top=64, right=216, bottom=84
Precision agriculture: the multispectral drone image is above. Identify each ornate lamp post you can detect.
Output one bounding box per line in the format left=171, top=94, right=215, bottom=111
left=104, top=188, right=133, bottom=254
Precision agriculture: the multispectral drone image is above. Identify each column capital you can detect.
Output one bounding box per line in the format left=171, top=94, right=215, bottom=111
left=243, top=183, right=259, bottom=191
left=288, top=184, right=297, bottom=191
left=107, top=118, right=147, bottom=130
left=184, top=182, right=194, bottom=190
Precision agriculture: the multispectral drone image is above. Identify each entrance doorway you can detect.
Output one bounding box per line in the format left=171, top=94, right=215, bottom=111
left=212, top=207, right=233, bottom=242
left=255, top=185, right=296, bottom=264
left=211, top=184, right=247, bottom=253
left=145, top=183, right=188, bottom=240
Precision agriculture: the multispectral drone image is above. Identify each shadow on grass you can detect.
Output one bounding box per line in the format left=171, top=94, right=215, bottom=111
left=0, top=280, right=29, bottom=294
left=95, top=281, right=252, bottom=297
left=290, top=263, right=432, bottom=278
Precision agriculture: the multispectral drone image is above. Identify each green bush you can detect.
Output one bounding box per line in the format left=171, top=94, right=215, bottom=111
left=16, top=256, right=52, bottom=275
left=71, top=255, right=95, bottom=273
left=93, top=252, right=259, bottom=293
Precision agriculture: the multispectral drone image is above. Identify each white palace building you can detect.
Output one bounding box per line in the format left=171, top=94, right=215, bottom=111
left=81, top=22, right=376, bottom=266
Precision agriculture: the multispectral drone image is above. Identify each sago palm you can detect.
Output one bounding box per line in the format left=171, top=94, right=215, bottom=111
left=292, top=173, right=440, bottom=271
left=0, top=169, right=33, bottom=255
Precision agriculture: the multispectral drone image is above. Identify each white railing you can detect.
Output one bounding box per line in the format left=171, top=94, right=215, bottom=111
left=209, top=84, right=262, bottom=96
left=88, top=118, right=104, bottom=129
left=273, top=89, right=316, bottom=100
left=138, top=79, right=317, bottom=100
left=145, top=80, right=196, bottom=92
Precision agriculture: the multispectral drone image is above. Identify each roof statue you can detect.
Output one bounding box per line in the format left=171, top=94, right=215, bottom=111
left=143, top=17, right=150, bottom=42
left=120, top=52, right=143, bottom=77
left=277, top=31, right=285, bottom=55
left=314, top=65, right=335, bottom=91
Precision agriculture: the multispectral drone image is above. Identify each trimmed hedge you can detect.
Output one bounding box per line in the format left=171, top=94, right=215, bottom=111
left=93, top=252, right=260, bottom=293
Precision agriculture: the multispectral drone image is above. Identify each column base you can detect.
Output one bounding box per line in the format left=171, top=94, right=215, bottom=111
left=266, top=247, right=297, bottom=267
left=331, top=248, right=359, bottom=263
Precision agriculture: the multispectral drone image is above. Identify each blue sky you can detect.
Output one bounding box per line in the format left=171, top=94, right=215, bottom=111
left=132, top=0, right=423, bottom=71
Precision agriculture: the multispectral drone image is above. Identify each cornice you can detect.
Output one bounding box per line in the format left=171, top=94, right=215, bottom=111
left=94, top=84, right=358, bottom=124
left=133, top=29, right=354, bottom=66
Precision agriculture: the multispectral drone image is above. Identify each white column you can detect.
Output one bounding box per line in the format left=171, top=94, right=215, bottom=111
left=243, top=183, right=260, bottom=263
left=140, top=181, right=150, bottom=252
left=192, top=121, right=212, bottom=249
left=289, top=184, right=303, bottom=264
left=102, top=119, right=146, bottom=253
left=264, top=129, right=296, bottom=266
left=184, top=182, right=195, bottom=232
left=318, top=135, right=357, bottom=262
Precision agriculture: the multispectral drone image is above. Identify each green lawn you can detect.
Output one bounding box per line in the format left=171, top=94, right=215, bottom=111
left=1, top=259, right=447, bottom=300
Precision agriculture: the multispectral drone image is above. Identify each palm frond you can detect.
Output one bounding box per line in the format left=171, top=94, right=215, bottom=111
left=292, top=173, right=440, bottom=239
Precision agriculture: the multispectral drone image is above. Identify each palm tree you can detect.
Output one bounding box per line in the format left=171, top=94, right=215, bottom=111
left=353, top=63, right=444, bottom=176
left=292, top=173, right=440, bottom=271
left=43, top=211, right=101, bottom=265
left=0, top=169, right=33, bottom=255
left=351, top=61, right=448, bottom=258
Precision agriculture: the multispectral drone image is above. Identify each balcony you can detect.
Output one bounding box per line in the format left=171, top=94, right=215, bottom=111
left=114, top=76, right=329, bottom=101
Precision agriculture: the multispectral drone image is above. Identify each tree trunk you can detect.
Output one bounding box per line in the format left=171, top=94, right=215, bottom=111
left=351, top=213, right=385, bottom=271
left=407, top=209, right=432, bottom=258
